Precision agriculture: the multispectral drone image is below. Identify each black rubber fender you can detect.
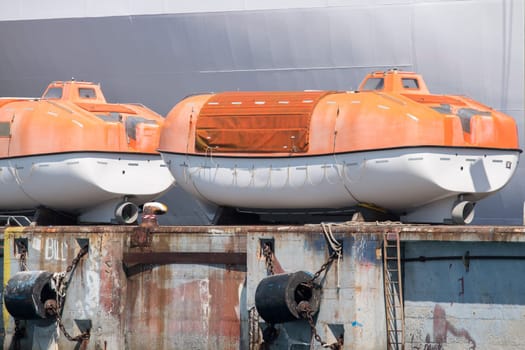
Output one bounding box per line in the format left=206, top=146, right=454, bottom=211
left=4, top=270, right=56, bottom=320
left=255, top=271, right=321, bottom=324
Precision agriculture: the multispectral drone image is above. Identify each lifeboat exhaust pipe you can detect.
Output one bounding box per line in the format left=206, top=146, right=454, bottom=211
left=451, top=201, right=475, bottom=225
left=115, top=201, right=139, bottom=224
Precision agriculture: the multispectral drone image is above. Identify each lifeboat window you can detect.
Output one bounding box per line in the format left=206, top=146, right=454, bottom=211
left=402, top=78, right=419, bottom=89
left=43, top=87, right=63, bottom=99
left=0, top=122, right=9, bottom=136
left=79, top=88, right=96, bottom=99
left=361, top=78, right=384, bottom=91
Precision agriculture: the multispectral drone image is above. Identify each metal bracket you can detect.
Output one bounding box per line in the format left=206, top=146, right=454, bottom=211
left=130, top=226, right=152, bottom=248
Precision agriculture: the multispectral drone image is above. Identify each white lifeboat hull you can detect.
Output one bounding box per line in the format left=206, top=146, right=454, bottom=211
left=0, top=152, right=174, bottom=223
left=161, top=147, right=519, bottom=224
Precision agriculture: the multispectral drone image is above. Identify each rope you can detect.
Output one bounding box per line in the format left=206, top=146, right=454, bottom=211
left=321, top=223, right=343, bottom=289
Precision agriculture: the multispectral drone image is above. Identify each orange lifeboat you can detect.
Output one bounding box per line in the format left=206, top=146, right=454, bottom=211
left=158, top=70, right=521, bottom=224
left=0, top=81, right=174, bottom=224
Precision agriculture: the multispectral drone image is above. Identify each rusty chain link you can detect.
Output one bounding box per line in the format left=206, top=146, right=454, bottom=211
left=261, top=234, right=343, bottom=349
left=298, top=251, right=343, bottom=349
left=297, top=300, right=343, bottom=350
left=302, top=251, right=338, bottom=289
left=13, top=319, right=24, bottom=350
left=12, top=241, right=29, bottom=350
left=248, top=307, right=260, bottom=350
left=53, top=245, right=91, bottom=343
left=46, top=302, right=91, bottom=342
left=262, top=243, right=274, bottom=276
left=11, top=242, right=90, bottom=345
left=16, top=240, right=28, bottom=272
left=258, top=243, right=282, bottom=348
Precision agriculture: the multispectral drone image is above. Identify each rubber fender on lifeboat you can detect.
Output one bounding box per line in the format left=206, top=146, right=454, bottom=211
left=4, top=271, right=56, bottom=321
left=255, top=271, right=321, bottom=324
left=115, top=201, right=139, bottom=224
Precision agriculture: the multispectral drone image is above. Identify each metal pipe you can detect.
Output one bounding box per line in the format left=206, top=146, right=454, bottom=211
left=404, top=255, right=525, bottom=262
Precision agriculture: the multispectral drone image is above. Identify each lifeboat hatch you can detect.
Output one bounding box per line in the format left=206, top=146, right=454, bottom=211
left=195, top=91, right=333, bottom=153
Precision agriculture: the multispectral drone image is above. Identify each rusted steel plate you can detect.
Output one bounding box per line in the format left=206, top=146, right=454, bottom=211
left=123, top=251, right=247, bottom=265
left=2, top=223, right=525, bottom=243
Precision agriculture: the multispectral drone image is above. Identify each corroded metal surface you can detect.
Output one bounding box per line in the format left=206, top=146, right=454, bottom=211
left=1, top=225, right=247, bottom=350
left=1, top=223, right=525, bottom=349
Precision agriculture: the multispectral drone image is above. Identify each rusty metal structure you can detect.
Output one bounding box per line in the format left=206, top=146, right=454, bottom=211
left=1, top=222, right=525, bottom=349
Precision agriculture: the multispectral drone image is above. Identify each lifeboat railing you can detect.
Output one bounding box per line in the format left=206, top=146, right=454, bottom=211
left=0, top=215, right=33, bottom=227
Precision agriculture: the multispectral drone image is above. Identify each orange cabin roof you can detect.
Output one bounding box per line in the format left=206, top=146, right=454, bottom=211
left=358, top=69, right=430, bottom=94
left=42, top=81, right=108, bottom=104
left=0, top=81, right=164, bottom=158
left=159, top=70, right=520, bottom=156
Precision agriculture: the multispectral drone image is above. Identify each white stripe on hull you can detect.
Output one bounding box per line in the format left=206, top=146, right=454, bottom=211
left=162, top=147, right=519, bottom=223
left=0, top=152, right=174, bottom=212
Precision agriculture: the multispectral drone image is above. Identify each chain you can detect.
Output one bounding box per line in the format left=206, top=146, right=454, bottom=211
left=297, top=301, right=343, bottom=350
left=302, top=251, right=338, bottom=289
left=16, top=240, right=28, bottom=272
left=13, top=319, right=24, bottom=350
left=53, top=245, right=91, bottom=342
left=248, top=307, right=260, bottom=350
left=66, top=245, right=89, bottom=274
left=262, top=243, right=274, bottom=276
left=58, top=314, right=90, bottom=342
left=13, top=241, right=29, bottom=350
left=297, top=250, right=343, bottom=349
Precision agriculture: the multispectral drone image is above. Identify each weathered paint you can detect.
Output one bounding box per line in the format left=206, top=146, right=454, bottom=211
left=1, top=223, right=525, bottom=349
left=1, top=227, right=13, bottom=338
left=403, top=240, right=525, bottom=349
